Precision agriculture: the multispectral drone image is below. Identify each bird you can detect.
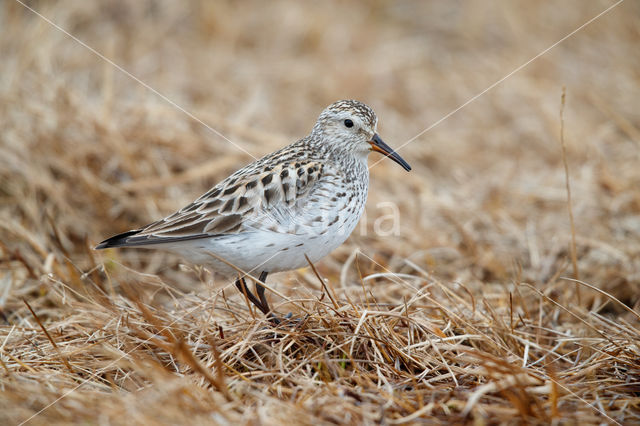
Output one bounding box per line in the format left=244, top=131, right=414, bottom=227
left=96, top=100, right=411, bottom=322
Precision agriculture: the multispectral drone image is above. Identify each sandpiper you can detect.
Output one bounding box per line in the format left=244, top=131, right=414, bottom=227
left=96, top=100, right=411, bottom=320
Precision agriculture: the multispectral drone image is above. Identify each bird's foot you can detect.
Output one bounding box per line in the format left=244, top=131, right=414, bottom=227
left=265, top=312, right=308, bottom=328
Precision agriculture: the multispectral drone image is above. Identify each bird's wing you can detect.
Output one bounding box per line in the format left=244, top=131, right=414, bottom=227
left=96, top=151, right=334, bottom=248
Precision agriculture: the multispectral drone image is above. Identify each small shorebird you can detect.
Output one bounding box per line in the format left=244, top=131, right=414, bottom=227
left=97, top=100, right=411, bottom=321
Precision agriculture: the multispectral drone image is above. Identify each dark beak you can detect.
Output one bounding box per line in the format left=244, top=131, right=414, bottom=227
left=369, top=134, right=411, bottom=171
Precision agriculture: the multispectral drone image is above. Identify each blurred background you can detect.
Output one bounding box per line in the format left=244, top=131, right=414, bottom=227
left=1, top=0, right=639, bottom=423
left=2, top=0, right=637, bottom=298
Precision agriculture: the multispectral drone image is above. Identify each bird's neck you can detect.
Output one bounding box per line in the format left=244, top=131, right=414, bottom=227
left=302, top=131, right=369, bottom=183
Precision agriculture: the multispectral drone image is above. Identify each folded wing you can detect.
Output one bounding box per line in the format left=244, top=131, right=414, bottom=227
left=96, top=154, right=327, bottom=249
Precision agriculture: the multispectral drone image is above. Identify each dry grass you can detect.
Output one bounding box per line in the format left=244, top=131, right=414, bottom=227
left=1, top=1, right=639, bottom=424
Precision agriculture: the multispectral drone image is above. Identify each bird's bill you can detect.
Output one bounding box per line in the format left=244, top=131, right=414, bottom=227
left=369, top=134, right=411, bottom=171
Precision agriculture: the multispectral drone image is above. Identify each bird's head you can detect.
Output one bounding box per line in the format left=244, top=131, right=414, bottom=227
left=312, top=100, right=411, bottom=171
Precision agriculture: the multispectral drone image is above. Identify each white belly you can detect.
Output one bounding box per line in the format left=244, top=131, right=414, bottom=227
left=172, top=207, right=362, bottom=277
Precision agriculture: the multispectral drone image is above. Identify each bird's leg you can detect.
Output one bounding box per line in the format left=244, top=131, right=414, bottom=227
left=235, top=276, right=267, bottom=315
left=255, top=272, right=281, bottom=325
left=255, top=271, right=270, bottom=313
left=256, top=271, right=280, bottom=325
left=235, top=273, right=280, bottom=324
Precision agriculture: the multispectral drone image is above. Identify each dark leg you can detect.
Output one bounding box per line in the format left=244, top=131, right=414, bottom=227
left=255, top=271, right=269, bottom=313
left=235, top=277, right=268, bottom=315
left=255, top=272, right=281, bottom=325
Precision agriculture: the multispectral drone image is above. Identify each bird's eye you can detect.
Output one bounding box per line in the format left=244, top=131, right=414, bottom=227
left=344, top=119, right=354, bottom=128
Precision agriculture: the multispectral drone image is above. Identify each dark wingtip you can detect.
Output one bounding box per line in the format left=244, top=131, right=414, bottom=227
left=95, top=230, right=142, bottom=250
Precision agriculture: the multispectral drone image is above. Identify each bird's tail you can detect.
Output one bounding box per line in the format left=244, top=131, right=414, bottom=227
left=95, top=230, right=143, bottom=249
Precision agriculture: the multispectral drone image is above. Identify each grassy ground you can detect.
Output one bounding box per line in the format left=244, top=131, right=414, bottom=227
left=1, top=1, right=639, bottom=424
